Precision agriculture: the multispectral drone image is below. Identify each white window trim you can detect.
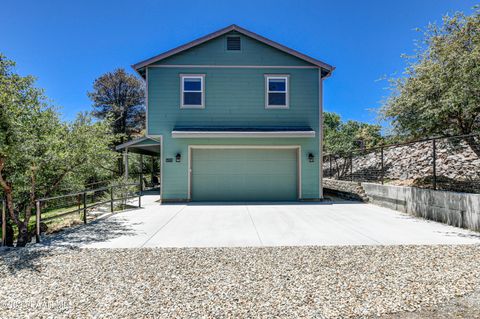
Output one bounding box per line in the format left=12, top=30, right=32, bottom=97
left=180, top=74, right=205, bottom=109
left=265, top=74, right=289, bottom=109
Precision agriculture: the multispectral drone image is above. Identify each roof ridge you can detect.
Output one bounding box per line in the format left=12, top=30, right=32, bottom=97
left=132, top=24, right=334, bottom=76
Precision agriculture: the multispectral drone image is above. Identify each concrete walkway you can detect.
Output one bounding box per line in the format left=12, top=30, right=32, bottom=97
left=41, top=194, right=480, bottom=248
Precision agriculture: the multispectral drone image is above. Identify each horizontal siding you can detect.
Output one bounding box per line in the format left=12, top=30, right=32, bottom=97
left=154, top=32, right=314, bottom=66
left=161, top=138, right=319, bottom=201
left=146, top=33, right=321, bottom=200
left=148, top=67, right=319, bottom=133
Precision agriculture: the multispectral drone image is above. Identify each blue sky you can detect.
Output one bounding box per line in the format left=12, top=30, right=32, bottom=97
left=1, top=0, right=478, bottom=125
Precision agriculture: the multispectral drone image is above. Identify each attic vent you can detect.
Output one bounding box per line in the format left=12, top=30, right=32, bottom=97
left=227, top=36, right=241, bottom=51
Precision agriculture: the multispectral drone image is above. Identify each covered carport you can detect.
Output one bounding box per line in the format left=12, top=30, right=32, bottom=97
left=115, top=136, right=161, bottom=197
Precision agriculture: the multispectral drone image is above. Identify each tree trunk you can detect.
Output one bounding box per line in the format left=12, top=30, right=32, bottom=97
left=464, top=135, right=480, bottom=157
left=5, top=221, right=14, bottom=247
left=16, top=222, right=29, bottom=247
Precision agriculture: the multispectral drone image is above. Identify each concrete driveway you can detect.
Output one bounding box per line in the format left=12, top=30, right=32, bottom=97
left=41, top=194, right=480, bottom=248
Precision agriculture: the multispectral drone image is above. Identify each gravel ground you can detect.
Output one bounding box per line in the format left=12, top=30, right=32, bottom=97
left=1, top=245, right=479, bottom=318
left=378, top=289, right=480, bottom=318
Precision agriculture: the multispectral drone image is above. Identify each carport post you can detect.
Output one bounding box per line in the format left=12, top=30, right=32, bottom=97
left=124, top=149, right=129, bottom=180
left=151, top=156, right=155, bottom=183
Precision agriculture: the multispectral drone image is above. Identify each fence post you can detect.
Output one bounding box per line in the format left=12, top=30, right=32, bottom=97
left=83, top=192, right=87, bottom=224
left=336, top=156, right=340, bottom=179
left=138, top=175, right=142, bottom=208
left=350, top=153, right=353, bottom=182
left=380, top=147, right=384, bottom=185
left=110, top=187, right=114, bottom=213
left=36, top=200, right=41, bottom=243
left=432, top=138, right=437, bottom=190
left=1, top=199, right=6, bottom=246
left=139, top=153, right=143, bottom=199
left=329, top=155, right=332, bottom=178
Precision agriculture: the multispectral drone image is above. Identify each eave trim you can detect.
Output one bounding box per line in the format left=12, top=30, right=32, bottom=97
left=171, top=130, right=316, bottom=138
left=132, top=24, right=334, bottom=76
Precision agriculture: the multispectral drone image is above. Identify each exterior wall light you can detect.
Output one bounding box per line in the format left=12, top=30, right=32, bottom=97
left=308, top=153, right=314, bottom=163
left=176, top=153, right=181, bottom=163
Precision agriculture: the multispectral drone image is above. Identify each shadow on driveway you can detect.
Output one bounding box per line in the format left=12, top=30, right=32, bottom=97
left=39, top=216, right=140, bottom=248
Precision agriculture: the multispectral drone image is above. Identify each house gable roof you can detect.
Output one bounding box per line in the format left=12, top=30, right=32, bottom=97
left=132, top=24, right=334, bottom=77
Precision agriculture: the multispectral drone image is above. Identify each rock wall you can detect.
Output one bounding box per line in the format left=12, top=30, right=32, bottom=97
left=323, top=179, right=368, bottom=201
left=323, top=138, right=480, bottom=193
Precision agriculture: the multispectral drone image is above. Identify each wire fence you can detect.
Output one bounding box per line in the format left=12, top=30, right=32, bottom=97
left=1, top=182, right=142, bottom=246
left=35, top=183, right=143, bottom=242
left=323, top=134, right=480, bottom=194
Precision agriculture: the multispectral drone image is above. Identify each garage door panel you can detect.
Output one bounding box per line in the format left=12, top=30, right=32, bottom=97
left=191, top=148, right=298, bottom=201
left=248, top=161, right=296, bottom=175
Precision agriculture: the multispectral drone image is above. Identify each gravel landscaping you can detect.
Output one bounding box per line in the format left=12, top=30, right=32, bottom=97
left=1, top=245, right=479, bottom=318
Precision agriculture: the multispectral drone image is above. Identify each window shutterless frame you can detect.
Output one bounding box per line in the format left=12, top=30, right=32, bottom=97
left=265, top=74, right=289, bottom=109
left=180, top=74, right=205, bottom=108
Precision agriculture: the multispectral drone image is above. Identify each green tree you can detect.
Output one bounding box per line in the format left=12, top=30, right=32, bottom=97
left=381, top=8, right=480, bottom=155
left=323, top=112, right=383, bottom=154
left=0, top=54, right=117, bottom=246
left=88, top=68, right=145, bottom=143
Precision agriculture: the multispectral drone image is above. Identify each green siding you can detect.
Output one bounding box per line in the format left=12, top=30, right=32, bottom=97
left=162, top=138, right=319, bottom=200
left=148, top=67, right=318, bottom=131
left=192, top=149, right=297, bottom=201
left=146, top=32, right=321, bottom=201
left=154, top=32, right=314, bottom=66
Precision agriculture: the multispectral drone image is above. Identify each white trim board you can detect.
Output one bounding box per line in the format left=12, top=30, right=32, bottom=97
left=146, top=67, right=149, bottom=135
left=172, top=131, right=315, bottom=138
left=148, top=65, right=318, bottom=69
left=318, top=70, right=324, bottom=199
left=187, top=145, right=302, bottom=201
left=132, top=24, right=334, bottom=73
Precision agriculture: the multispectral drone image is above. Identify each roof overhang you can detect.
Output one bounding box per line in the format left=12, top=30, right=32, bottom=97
left=172, top=129, right=316, bottom=138
left=115, top=136, right=160, bottom=156
left=132, top=24, right=334, bottom=78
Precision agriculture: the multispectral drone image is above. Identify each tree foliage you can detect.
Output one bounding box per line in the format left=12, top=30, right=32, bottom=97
left=88, top=68, right=145, bottom=142
left=0, top=54, right=117, bottom=246
left=324, top=112, right=383, bottom=154
left=381, top=8, right=480, bottom=155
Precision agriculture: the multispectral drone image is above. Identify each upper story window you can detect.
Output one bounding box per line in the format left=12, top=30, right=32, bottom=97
left=180, top=74, right=205, bottom=108
left=226, top=36, right=241, bottom=51
left=265, top=75, right=289, bottom=109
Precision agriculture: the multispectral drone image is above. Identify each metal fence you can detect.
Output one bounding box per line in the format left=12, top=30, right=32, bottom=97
left=323, top=134, right=480, bottom=194
left=1, top=182, right=142, bottom=246
left=34, top=182, right=142, bottom=242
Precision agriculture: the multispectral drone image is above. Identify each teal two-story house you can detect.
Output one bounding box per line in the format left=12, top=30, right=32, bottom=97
left=118, top=25, right=334, bottom=202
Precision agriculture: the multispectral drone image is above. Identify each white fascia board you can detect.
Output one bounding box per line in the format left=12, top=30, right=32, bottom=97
left=171, top=131, right=316, bottom=138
